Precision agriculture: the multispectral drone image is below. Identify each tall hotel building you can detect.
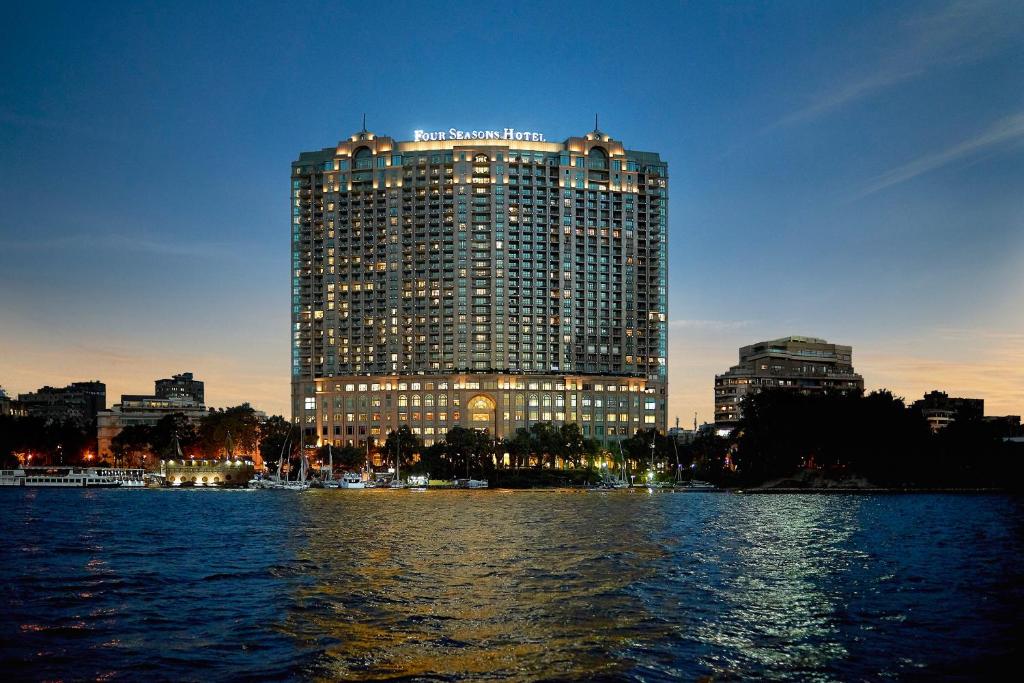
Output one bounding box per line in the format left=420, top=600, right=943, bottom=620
left=291, top=126, right=668, bottom=448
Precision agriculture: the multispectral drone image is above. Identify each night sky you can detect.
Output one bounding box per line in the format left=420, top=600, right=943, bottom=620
left=2, top=0, right=1022, bottom=421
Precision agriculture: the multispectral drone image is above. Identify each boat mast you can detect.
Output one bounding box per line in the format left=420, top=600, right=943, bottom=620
left=616, top=439, right=628, bottom=485
left=673, top=433, right=682, bottom=483
left=276, top=427, right=290, bottom=481
left=327, top=443, right=333, bottom=482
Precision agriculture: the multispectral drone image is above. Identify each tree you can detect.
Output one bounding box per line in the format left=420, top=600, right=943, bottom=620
left=110, top=424, right=153, bottom=468
left=149, top=413, right=198, bottom=459
left=382, top=425, right=421, bottom=470
left=259, top=416, right=293, bottom=470
left=730, top=388, right=936, bottom=486
left=505, top=428, right=533, bottom=470
left=414, top=441, right=454, bottom=479
left=527, top=422, right=560, bottom=468
left=444, top=426, right=495, bottom=478
left=316, top=443, right=365, bottom=476
left=198, top=404, right=260, bottom=458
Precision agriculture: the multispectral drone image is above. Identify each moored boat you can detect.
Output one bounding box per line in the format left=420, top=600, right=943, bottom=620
left=0, top=467, right=122, bottom=488
left=452, top=478, right=488, bottom=489
left=339, top=472, right=365, bottom=489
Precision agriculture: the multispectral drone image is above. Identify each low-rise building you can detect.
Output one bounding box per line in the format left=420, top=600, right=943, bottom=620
left=97, top=374, right=209, bottom=461
left=0, top=387, right=27, bottom=417
left=155, top=372, right=204, bottom=404
left=911, top=391, right=984, bottom=432
left=18, top=381, right=106, bottom=427
left=983, top=415, right=1021, bottom=438
left=714, top=336, right=864, bottom=431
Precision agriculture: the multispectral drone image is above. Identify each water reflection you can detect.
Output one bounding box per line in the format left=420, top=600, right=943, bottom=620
left=289, top=490, right=676, bottom=680
left=692, top=496, right=859, bottom=679
left=1, top=490, right=1021, bottom=681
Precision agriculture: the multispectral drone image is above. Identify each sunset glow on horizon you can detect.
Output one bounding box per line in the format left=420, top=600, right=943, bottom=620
left=2, top=1, right=1022, bottom=423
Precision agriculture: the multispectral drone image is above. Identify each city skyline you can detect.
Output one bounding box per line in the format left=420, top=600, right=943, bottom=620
left=2, top=1, right=1022, bottom=422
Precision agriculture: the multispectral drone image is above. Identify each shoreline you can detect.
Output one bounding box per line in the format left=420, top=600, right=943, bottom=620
left=733, top=487, right=1012, bottom=494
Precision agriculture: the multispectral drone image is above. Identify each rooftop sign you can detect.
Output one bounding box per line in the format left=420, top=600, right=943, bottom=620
left=413, top=128, right=546, bottom=142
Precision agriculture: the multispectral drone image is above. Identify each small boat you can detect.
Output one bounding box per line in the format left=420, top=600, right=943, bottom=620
left=684, top=480, right=716, bottom=490
left=452, top=478, right=488, bottom=489
left=339, top=472, right=365, bottom=489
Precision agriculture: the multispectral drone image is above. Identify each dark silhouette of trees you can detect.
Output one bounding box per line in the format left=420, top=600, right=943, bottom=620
left=727, top=388, right=1020, bottom=487
left=316, top=443, right=365, bottom=477
left=500, top=422, right=601, bottom=470
left=259, top=415, right=293, bottom=468
left=0, top=415, right=95, bottom=467
left=383, top=425, right=421, bottom=470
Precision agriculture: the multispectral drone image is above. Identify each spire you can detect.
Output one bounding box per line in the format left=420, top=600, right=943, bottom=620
left=361, top=113, right=367, bottom=132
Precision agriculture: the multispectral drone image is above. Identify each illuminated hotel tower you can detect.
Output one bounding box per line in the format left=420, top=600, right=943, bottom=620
left=291, top=126, right=668, bottom=448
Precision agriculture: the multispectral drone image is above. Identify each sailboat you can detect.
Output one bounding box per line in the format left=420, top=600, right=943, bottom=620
left=388, top=432, right=405, bottom=488
left=279, top=436, right=309, bottom=491
left=614, top=440, right=631, bottom=488
left=672, top=432, right=684, bottom=486
left=322, top=444, right=339, bottom=488
left=249, top=429, right=289, bottom=489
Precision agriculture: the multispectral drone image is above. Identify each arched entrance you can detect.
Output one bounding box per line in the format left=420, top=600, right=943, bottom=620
left=467, top=394, right=496, bottom=431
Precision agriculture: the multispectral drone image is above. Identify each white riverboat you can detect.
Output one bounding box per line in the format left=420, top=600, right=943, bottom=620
left=339, top=472, right=365, bottom=489
left=0, top=467, right=124, bottom=488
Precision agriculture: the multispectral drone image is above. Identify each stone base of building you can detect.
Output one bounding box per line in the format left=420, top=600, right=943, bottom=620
left=294, top=373, right=666, bottom=447
left=161, top=459, right=256, bottom=487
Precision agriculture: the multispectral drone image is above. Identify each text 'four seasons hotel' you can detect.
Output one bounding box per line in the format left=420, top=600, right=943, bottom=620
left=291, top=125, right=668, bottom=448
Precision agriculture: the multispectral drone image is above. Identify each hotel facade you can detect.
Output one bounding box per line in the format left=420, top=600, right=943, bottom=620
left=291, top=126, right=668, bottom=448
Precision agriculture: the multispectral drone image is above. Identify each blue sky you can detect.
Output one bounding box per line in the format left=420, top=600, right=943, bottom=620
left=1, top=0, right=1022, bottom=421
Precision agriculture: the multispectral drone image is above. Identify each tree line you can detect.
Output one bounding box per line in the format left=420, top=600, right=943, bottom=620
left=5, top=390, right=1018, bottom=488
left=724, top=389, right=1023, bottom=488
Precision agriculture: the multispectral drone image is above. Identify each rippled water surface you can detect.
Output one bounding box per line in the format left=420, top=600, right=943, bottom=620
left=1, top=489, right=1021, bottom=681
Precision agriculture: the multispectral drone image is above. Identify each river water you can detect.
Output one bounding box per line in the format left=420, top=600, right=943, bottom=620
left=0, top=489, right=1020, bottom=681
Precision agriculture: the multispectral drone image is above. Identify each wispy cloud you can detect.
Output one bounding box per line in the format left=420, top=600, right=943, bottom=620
left=777, top=0, right=1023, bottom=126
left=668, top=319, right=755, bottom=332
left=0, top=233, right=232, bottom=258
left=853, top=112, right=1024, bottom=198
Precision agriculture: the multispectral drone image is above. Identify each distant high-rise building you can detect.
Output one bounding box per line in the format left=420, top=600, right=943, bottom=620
left=18, top=381, right=106, bottom=427
left=912, top=390, right=983, bottom=431
left=155, top=372, right=204, bottom=404
left=291, top=126, right=669, bottom=448
left=714, top=336, right=864, bottom=431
